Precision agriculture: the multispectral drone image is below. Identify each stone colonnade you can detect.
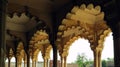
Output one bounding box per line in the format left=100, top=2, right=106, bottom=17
left=1, top=1, right=120, bottom=67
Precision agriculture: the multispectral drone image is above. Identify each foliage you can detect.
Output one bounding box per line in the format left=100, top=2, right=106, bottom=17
left=102, top=58, right=114, bottom=67
left=102, top=60, right=107, bottom=67
left=107, top=58, right=113, bottom=61
left=75, top=53, right=93, bottom=67
left=75, top=53, right=114, bottom=67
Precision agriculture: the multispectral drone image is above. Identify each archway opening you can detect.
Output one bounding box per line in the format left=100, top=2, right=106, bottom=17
left=5, top=58, right=8, bottom=67
left=37, top=51, right=44, bottom=67
left=102, top=32, right=114, bottom=67
left=11, top=57, right=15, bottom=67
left=49, top=49, right=61, bottom=67
left=67, top=38, right=93, bottom=67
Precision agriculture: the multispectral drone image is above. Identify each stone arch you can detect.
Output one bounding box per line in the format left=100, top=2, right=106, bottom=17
left=16, top=41, right=26, bottom=67
left=57, top=3, right=112, bottom=67
left=29, top=29, right=52, bottom=67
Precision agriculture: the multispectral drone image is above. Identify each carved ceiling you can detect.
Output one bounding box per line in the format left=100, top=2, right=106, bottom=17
left=6, top=13, right=37, bottom=32
left=7, top=0, right=72, bottom=14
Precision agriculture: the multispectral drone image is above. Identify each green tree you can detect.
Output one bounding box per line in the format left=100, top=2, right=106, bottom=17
left=107, top=58, right=113, bottom=61
left=102, top=60, right=107, bottom=67
left=75, top=53, right=93, bottom=67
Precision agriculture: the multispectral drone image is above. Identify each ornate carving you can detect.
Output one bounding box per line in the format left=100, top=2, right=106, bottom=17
left=8, top=48, right=14, bottom=59
left=57, top=4, right=111, bottom=67
left=29, top=29, right=52, bottom=62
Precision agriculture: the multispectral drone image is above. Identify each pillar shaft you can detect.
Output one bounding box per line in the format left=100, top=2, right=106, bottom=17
left=32, top=59, right=36, bottom=67
left=93, top=49, right=102, bottom=67
left=64, top=57, right=67, bottom=67
left=18, top=62, right=22, bottom=67
left=94, top=50, right=99, bottom=67
left=8, top=58, right=11, bottom=67
left=112, top=22, right=120, bottom=66
left=113, top=31, right=120, bottom=66
left=98, top=51, right=102, bottom=67
left=35, top=61, right=36, bottom=67
left=46, top=59, right=49, bottom=67
left=17, top=58, right=22, bottom=67
left=53, top=45, right=57, bottom=67
left=24, top=61, right=26, bottom=67
left=61, top=57, right=64, bottom=67
left=15, top=57, right=17, bottom=67
left=44, top=58, right=47, bottom=67
left=27, top=54, right=30, bottom=67
left=0, top=0, right=7, bottom=67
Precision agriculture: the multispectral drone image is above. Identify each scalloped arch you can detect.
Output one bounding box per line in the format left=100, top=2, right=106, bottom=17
left=57, top=4, right=111, bottom=57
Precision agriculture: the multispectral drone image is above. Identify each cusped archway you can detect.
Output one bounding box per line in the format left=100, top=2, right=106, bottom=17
left=57, top=4, right=111, bottom=67
left=29, top=29, right=52, bottom=67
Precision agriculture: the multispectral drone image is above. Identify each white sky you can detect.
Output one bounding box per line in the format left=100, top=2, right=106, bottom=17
left=9, top=32, right=114, bottom=63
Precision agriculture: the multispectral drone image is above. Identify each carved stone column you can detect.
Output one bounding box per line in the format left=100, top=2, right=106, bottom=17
left=0, top=0, right=7, bottom=67
left=31, top=55, right=37, bottom=67
left=8, top=58, right=11, bottom=67
left=46, top=59, right=49, bottom=67
left=98, top=50, right=102, bottom=67
left=64, top=57, right=67, bottom=67
left=32, top=59, right=35, bottom=67
left=93, top=50, right=98, bottom=67
left=15, top=57, right=17, bottom=67
left=24, top=61, right=27, bottom=67
left=60, top=57, right=64, bottom=67
left=23, top=54, right=27, bottom=67
left=17, top=56, right=22, bottom=67
left=27, top=53, right=30, bottom=67
left=60, top=54, right=68, bottom=67
left=53, top=45, right=58, bottom=67
left=44, top=58, right=47, bottom=67
left=91, top=46, right=103, bottom=67
left=112, top=22, right=120, bottom=66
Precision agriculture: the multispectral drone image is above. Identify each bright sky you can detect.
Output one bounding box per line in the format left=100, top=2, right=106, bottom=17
left=9, top=32, right=114, bottom=63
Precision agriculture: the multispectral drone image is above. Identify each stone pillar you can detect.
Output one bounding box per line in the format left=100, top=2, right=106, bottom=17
left=32, top=59, right=36, bottom=67
left=44, top=58, right=47, bottom=67
left=17, top=57, right=22, bottom=67
left=61, top=57, right=64, bottom=67
left=98, top=51, right=102, bottom=67
left=0, top=0, right=7, bottom=67
left=27, top=54, right=30, bottom=67
left=53, top=45, right=58, bottom=67
left=93, top=50, right=99, bottom=67
left=92, top=48, right=102, bottom=67
left=8, top=58, right=11, bottom=67
left=23, top=54, right=27, bottom=67
left=18, top=62, right=22, bottom=67
left=15, top=57, right=17, bottom=67
left=24, top=61, right=27, bottom=67
left=112, top=22, right=120, bottom=67
left=32, top=54, right=37, bottom=67
left=64, top=57, right=67, bottom=67
left=46, top=59, right=49, bottom=67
